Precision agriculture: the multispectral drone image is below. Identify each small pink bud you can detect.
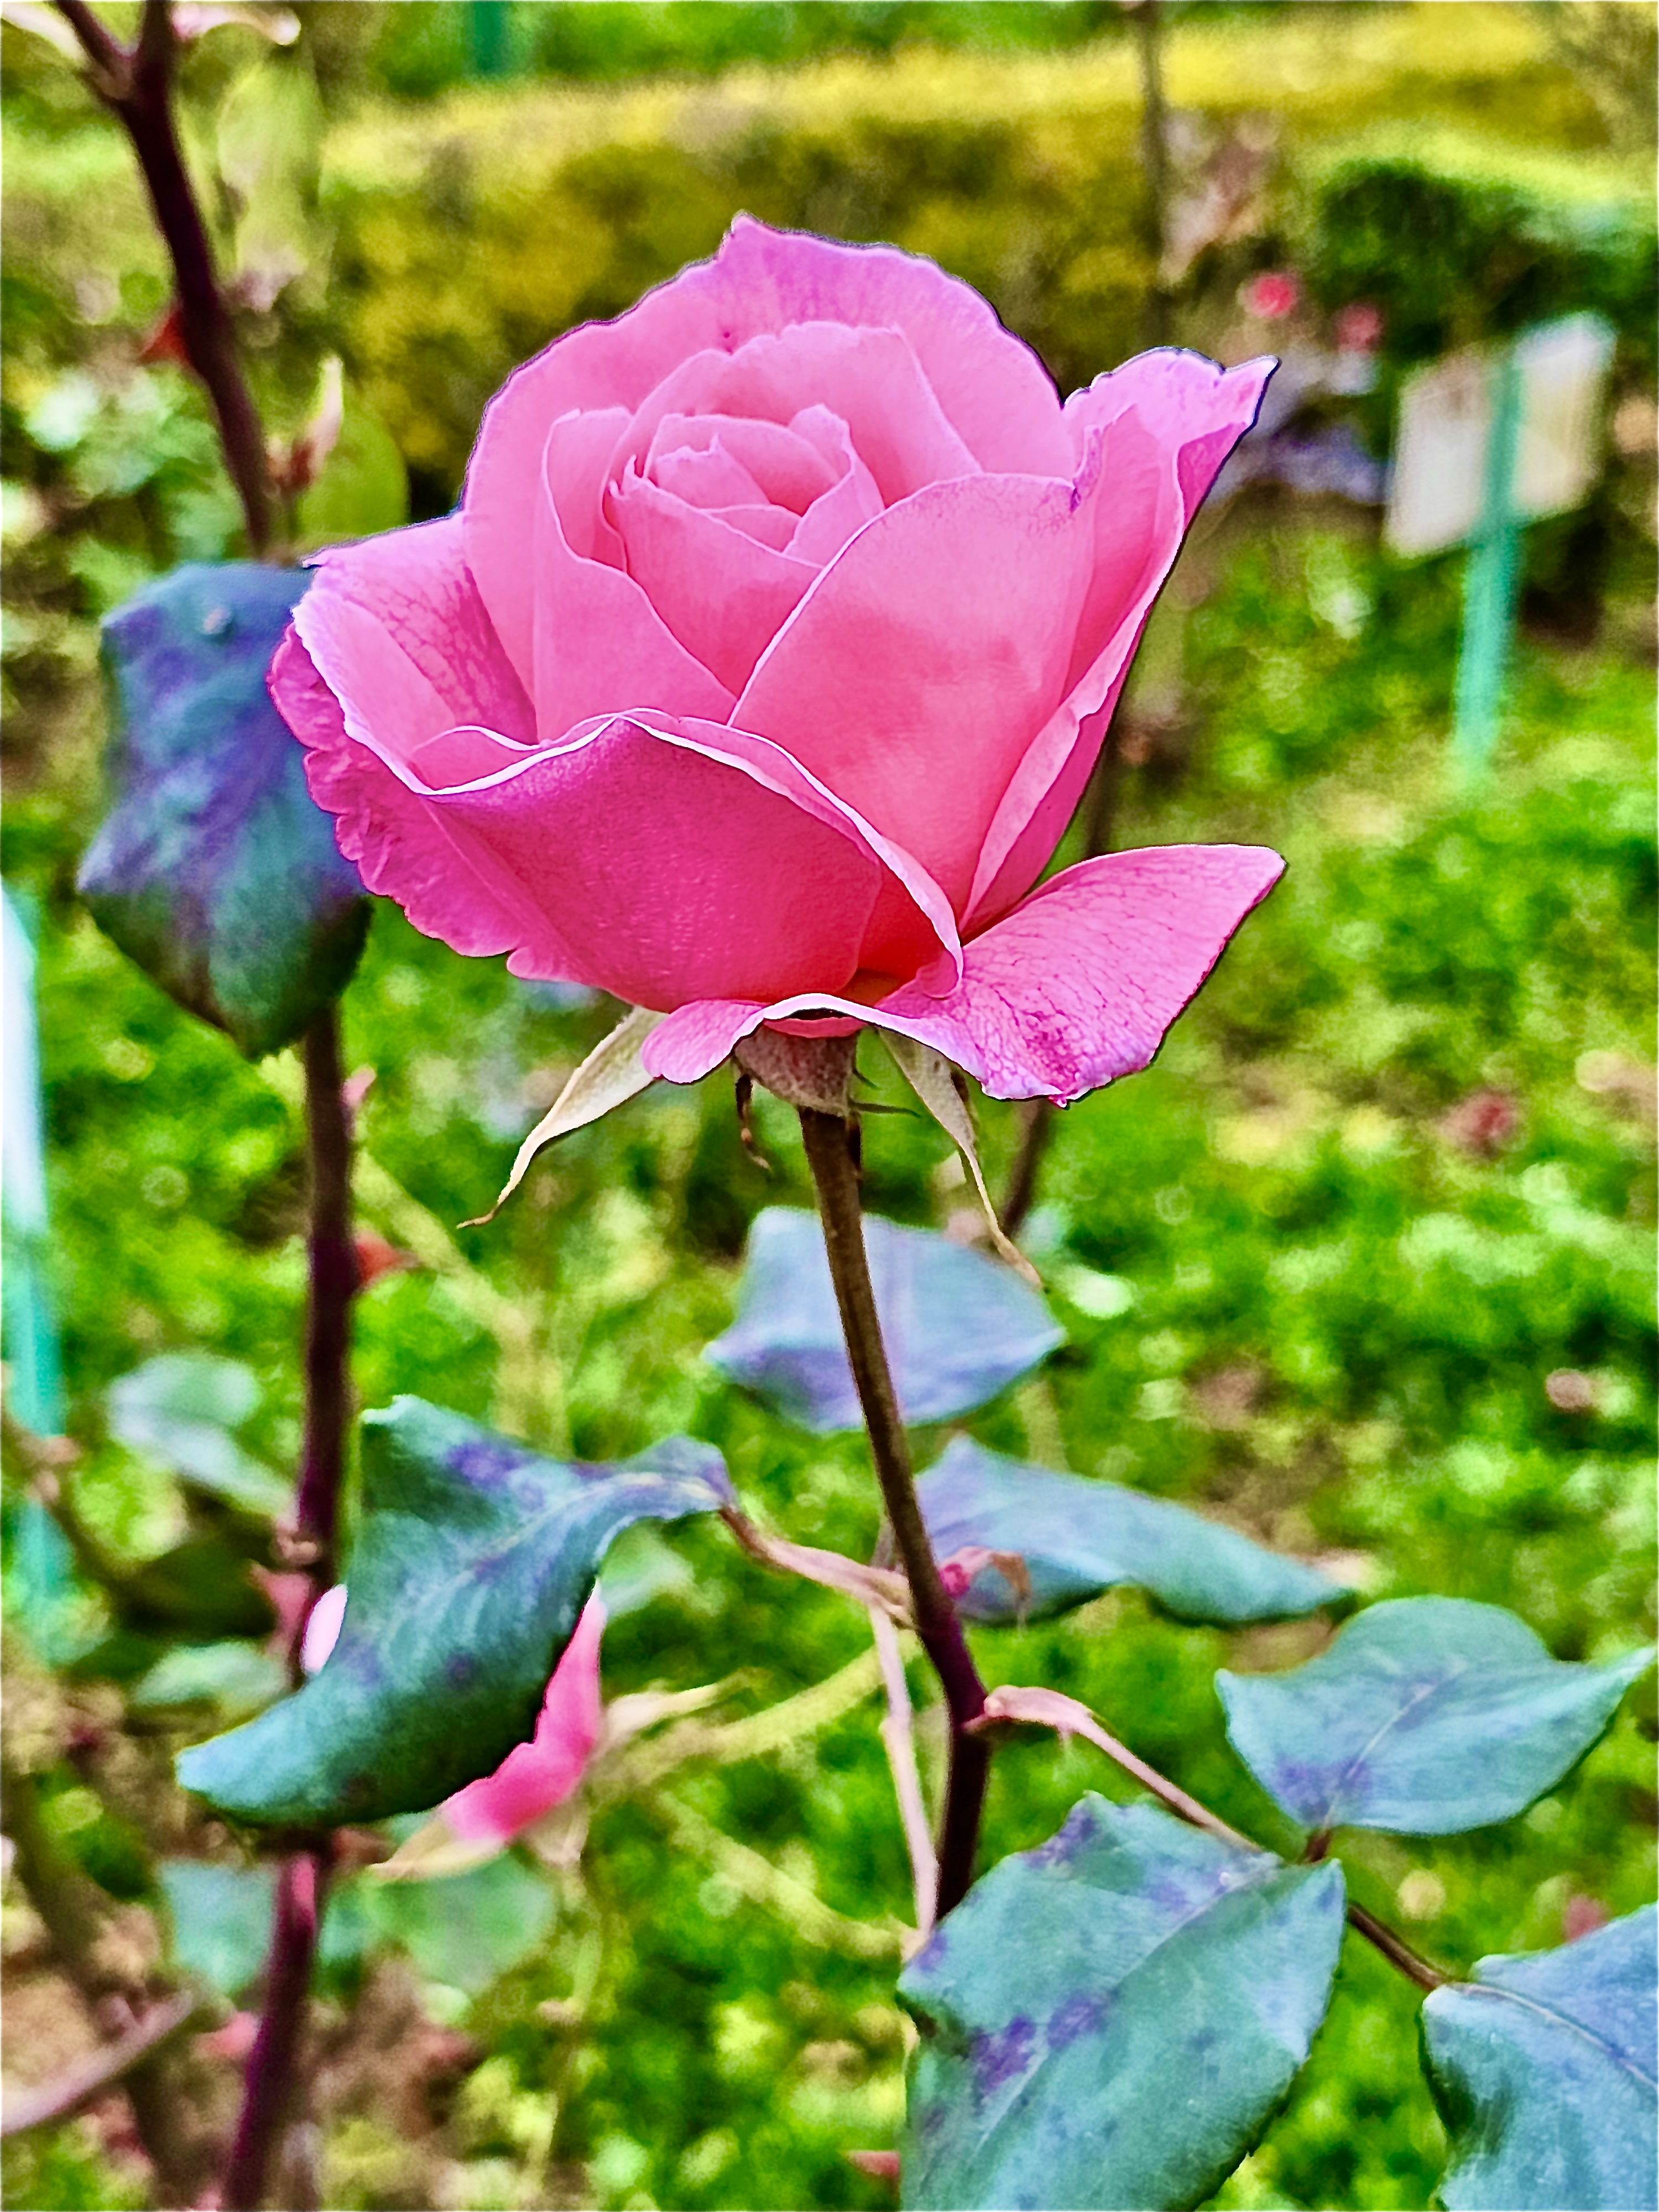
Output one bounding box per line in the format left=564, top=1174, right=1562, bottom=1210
left=1240, top=270, right=1301, bottom=321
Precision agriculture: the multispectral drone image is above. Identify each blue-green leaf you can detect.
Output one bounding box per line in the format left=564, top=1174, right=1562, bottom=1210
left=362, top=1853, right=556, bottom=1995
left=108, top=1353, right=289, bottom=1515
left=1422, top=1905, right=1657, bottom=2211
left=79, top=564, right=369, bottom=1059
left=899, top=1796, right=1345, bottom=2211
left=176, top=1399, right=730, bottom=1826
left=706, top=1208, right=1061, bottom=1434
left=159, top=1860, right=275, bottom=2000
left=918, top=1436, right=1348, bottom=1627
left=1218, top=1599, right=1654, bottom=1835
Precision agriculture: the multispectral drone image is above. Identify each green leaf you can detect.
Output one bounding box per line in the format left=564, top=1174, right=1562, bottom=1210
left=706, top=1208, right=1062, bottom=1434
left=159, top=1859, right=276, bottom=2000
left=176, top=1398, right=731, bottom=1826
left=131, top=1640, right=287, bottom=1725
left=159, top=1858, right=370, bottom=1998
left=215, top=56, right=324, bottom=311
left=79, top=564, right=369, bottom=1060
left=899, top=1796, right=1345, bottom=2211
left=107, top=1353, right=289, bottom=1514
left=1217, top=1599, right=1654, bottom=1835
left=919, top=1437, right=1348, bottom=1627
left=1422, top=1905, right=1657, bottom=2211
left=361, top=1853, right=557, bottom=1995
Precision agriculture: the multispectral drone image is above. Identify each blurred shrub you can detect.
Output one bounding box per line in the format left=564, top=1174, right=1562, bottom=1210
left=304, top=4, right=1618, bottom=492
left=1300, top=127, right=1657, bottom=369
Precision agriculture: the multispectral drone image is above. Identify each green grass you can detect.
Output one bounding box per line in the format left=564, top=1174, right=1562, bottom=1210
left=3, top=497, right=1653, bottom=2210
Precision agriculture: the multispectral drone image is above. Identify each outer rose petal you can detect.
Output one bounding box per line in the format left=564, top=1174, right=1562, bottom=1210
left=711, top=217, right=1072, bottom=478
left=272, top=627, right=534, bottom=964
left=1065, top=348, right=1277, bottom=528
left=644, top=845, right=1284, bottom=1103
left=298, top=700, right=956, bottom=1006
left=442, top=1593, right=606, bottom=1846
left=964, top=354, right=1275, bottom=929
left=294, top=513, right=534, bottom=763
left=463, top=216, right=1070, bottom=667
left=734, top=472, right=1095, bottom=911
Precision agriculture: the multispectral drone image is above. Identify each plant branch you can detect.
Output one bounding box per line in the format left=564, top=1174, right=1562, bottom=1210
left=868, top=1605, right=937, bottom=1937
left=51, top=0, right=273, bottom=551
left=1345, top=1901, right=1449, bottom=1993
left=972, top=1686, right=1453, bottom=1995
left=293, top=1009, right=354, bottom=1601
left=1, top=1991, right=201, bottom=2138
left=220, top=1847, right=332, bottom=2211
left=221, top=1013, right=354, bottom=2210
left=796, top=1106, right=989, bottom=1916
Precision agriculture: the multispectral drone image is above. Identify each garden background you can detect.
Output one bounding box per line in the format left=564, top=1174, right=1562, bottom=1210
left=2, top=4, right=1655, bottom=2208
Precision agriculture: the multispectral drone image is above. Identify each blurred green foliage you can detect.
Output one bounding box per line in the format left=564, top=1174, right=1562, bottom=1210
left=2, top=6, right=1655, bottom=2209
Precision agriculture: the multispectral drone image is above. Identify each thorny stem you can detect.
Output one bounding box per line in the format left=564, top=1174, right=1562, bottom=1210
left=797, top=1108, right=989, bottom=1916
left=223, top=1013, right=354, bottom=2210
left=294, top=1010, right=354, bottom=1602
left=51, top=0, right=273, bottom=552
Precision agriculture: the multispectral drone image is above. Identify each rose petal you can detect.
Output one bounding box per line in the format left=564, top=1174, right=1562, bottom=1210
left=546, top=403, right=629, bottom=565
left=533, top=414, right=734, bottom=740
left=272, top=626, right=535, bottom=964
left=608, top=465, right=820, bottom=692
left=294, top=514, right=534, bottom=765
left=442, top=1593, right=606, bottom=1846
left=1065, top=348, right=1277, bottom=526
left=611, top=323, right=978, bottom=511
left=464, top=217, right=1068, bottom=672
left=785, top=406, right=884, bottom=566
left=647, top=411, right=838, bottom=513
left=964, top=354, right=1275, bottom=928
left=712, top=216, right=1072, bottom=477
left=734, top=473, right=1095, bottom=910
left=645, top=845, right=1284, bottom=1102
left=647, top=432, right=770, bottom=512
left=345, top=710, right=956, bottom=1006
left=704, top=502, right=801, bottom=552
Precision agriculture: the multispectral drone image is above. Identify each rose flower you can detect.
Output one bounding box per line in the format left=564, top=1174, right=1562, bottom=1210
left=272, top=220, right=1282, bottom=1105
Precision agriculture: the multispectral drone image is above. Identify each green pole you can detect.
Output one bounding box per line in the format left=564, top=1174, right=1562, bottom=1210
left=466, top=1, right=512, bottom=79
left=1451, top=342, right=1525, bottom=778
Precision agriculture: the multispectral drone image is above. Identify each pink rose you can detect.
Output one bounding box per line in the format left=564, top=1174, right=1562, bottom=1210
left=1240, top=270, right=1302, bottom=323
left=302, top=1586, right=605, bottom=1847
left=272, top=219, right=1283, bottom=1105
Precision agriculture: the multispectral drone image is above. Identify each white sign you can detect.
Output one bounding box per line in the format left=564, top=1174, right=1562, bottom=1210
left=1385, top=312, right=1615, bottom=557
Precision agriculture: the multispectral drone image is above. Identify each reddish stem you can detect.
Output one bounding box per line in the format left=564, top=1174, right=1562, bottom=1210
left=51, top=0, right=272, bottom=551
left=219, top=1850, right=331, bottom=2211
left=797, top=1108, right=989, bottom=1914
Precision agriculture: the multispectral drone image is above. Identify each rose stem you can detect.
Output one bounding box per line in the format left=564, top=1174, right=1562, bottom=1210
left=221, top=1013, right=354, bottom=2211
left=797, top=1108, right=990, bottom=1915
left=51, top=0, right=272, bottom=553
left=49, top=9, right=344, bottom=2196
